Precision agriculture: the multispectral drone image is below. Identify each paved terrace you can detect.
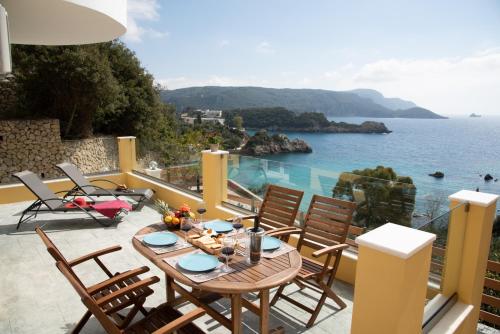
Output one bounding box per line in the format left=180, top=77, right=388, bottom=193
left=0, top=201, right=354, bottom=334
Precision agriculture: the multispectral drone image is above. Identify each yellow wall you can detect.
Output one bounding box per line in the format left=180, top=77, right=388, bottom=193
left=351, top=235, right=433, bottom=334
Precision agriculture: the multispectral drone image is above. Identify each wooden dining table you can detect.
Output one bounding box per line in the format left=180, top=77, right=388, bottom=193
left=132, top=223, right=302, bottom=334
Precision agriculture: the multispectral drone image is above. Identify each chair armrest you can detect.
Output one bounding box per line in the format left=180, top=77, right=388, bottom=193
left=266, top=227, right=302, bottom=238
left=87, top=266, right=150, bottom=294
left=96, top=276, right=160, bottom=307
left=68, top=245, right=122, bottom=267
left=312, top=244, right=349, bottom=258
left=90, top=178, right=121, bottom=187
left=226, top=214, right=257, bottom=222
left=81, top=184, right=120, bottom=200
left=152, top=307, right=206, bottom=334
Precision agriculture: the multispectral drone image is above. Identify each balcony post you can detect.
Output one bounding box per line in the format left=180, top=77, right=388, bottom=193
left=201, top=150, right=228, bottom=211
left=351, top=223, right=436, bottom=334
left=442, top=190, right=498, bottom=332
left=117, top=136, right=137, bottom=173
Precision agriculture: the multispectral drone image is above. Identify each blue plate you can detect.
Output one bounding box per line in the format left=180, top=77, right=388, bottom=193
left=204, top=220, right=234, bottom=233
left=178, top=253, right=219, bottom=272
left=143, top=232, right=178, bottom=247
left=262, top=236, right=282, bottom=251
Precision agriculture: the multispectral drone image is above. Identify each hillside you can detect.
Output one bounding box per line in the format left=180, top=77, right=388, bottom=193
left=161, top=86, right=446, bottom=119
left=349, top=88, right=417, bottom=110
left=223, top=108, right=391, bottom=134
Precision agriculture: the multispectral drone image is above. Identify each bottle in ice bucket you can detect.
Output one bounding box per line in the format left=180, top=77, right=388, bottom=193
left=248, top=216, right=265, bottom=264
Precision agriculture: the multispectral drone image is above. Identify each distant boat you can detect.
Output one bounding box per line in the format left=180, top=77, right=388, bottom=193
left=470, top=113, right=481, bottom=118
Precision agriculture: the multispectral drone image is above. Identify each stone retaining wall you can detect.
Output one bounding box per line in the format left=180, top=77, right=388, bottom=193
left=0, top=119, right=118, bottom=184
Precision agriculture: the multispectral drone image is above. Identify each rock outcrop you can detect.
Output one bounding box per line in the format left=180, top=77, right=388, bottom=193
left=241, top=131, right=312, bottom=156
left=429, top=171, right=444, bottom=178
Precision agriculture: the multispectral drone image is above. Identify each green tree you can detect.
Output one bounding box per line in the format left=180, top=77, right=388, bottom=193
left=0, top=41, right=244, bottom=166
left=232, top=115, right=243, bottom=129
left=333, top=166, right=416, bottom=230
left=0, top=41, right=168, bottom=140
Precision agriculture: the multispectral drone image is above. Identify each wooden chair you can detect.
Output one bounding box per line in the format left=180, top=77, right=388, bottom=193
left=228, top=184, right=304, bottom=237
left=268, top=195, right=356, bottom=328
left=55, top=261, right=206, bottom=334
left=35, top=226, right=154, bottom=333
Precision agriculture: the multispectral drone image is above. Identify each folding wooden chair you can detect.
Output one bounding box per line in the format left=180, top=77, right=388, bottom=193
left=35, top=226, right=153, bottom=333
left=268, top=195, right=356, bottom=328
left=228, top=184, right=304, bottom=238
left=55, top=261, right=206, bottom=334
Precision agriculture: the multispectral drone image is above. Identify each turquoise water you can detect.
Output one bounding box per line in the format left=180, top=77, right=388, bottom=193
left=230, top=117, right=500, bottom=215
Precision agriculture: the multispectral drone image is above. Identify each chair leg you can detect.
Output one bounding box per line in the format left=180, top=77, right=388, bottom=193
left=16, top=202, right=41, bottom=230
left=306, top=291, right=328, bottom=328
left=139, top=305, right=148, bottom=316
left=270, top=285, right=286, bottom=306
left=71, top=310, right=92, bottom=334
left=294, top=278, right=306, bottom=290
left=319, top=281, right=347, bottom=309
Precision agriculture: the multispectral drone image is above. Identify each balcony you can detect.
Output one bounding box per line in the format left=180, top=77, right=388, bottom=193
left=0, top=136, right=498, bottom=334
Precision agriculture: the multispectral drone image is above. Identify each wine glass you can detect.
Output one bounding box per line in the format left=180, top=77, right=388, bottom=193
left=232, top=215, right=244, bottom=238
left=221, top=237, right=236, bottom=272
left=180, top=217, right=192, bottom=246
left=197, top=201, right=207, bottom=225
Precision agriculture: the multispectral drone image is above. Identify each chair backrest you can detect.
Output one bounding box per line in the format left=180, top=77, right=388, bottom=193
left=55, top=261, right=122, bottom=334
left=257, top=185, right=304, bottom=231
left=56, top=162, right=96, bottom=193
left=12, top=170, right=62, bottom=210
left=299, top=195, right=356, bottom=251
left=35, top=226, right=86, bottom=288
left=35, top=226, right=69, bottom=265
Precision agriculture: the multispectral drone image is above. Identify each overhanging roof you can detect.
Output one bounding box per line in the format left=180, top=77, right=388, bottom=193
left=0, top=0, right=126, bottom=45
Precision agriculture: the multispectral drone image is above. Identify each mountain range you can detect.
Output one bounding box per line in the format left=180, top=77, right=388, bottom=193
left=160, top=86, right=446, bottom=119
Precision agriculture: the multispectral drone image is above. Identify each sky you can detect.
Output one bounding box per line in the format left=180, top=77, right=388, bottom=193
left=123, top=0, right=500, bottom=116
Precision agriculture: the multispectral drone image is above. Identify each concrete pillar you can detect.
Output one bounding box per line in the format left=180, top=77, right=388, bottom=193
left=202, top=149, right=228, bottom=211
left=351, top=223, right=436, bottom=334
left=444, top=190, right=498, bottom=333
left=117, top=136, right=137, bottom=173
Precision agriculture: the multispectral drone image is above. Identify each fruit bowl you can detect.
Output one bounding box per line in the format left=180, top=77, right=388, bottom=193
left=156, top=200, right=195, bottom=230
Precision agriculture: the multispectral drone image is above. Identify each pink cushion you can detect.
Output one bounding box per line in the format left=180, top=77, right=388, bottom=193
left=91, top=200, right=132, bottom=219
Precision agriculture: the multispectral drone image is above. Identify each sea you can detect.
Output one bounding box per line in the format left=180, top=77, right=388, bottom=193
left=234, top=116, right=500, bottom=216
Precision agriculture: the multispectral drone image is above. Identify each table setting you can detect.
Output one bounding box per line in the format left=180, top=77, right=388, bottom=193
left=132, top=204, right=303, bottom=334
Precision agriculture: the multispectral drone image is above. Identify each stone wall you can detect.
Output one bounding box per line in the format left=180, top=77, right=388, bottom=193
left=0, top=119, right=118, bottom=184
left=62, top=137, right=118, bottom=174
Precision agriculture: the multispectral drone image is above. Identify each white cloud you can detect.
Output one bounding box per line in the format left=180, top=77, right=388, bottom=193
left=336, top=50, right=500, bottom=115
left=218, top=40, right=230, bottom=47
left=124, top=0, right=168, bottom=43
left=256, top=41, right=275, bottom=54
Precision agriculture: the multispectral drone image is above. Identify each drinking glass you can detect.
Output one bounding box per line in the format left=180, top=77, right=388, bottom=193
left=232, top=215, right=244, bottom=239
left=180, top=217, right=192, bottom=246
left=197, top=201, right=207, bottom=226
left=221, top=237, right=236, bottom=272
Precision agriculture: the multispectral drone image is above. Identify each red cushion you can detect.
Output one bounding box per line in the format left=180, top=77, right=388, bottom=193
left=91, top=200, right=132, bottom=219
left=64, top=198, right=92, bottom=209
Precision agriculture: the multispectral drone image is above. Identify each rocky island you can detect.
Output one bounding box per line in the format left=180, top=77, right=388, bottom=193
left=240, top=130, right=312, bottom=156
left=224, top=107, right=391, bottom=134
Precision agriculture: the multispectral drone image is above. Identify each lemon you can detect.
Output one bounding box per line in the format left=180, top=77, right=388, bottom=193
left=163, top=215, right=173, bottom=223
left=189, top=212, right=196, bottom=219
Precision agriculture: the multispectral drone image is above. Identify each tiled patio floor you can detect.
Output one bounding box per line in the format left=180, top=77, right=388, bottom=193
left=0, top=201, right=353, bottom=334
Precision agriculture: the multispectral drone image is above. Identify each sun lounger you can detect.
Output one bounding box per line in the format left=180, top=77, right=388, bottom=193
left=13, top=170, right=130, bottom=229
left=56, top=162, right=154, bottom=210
